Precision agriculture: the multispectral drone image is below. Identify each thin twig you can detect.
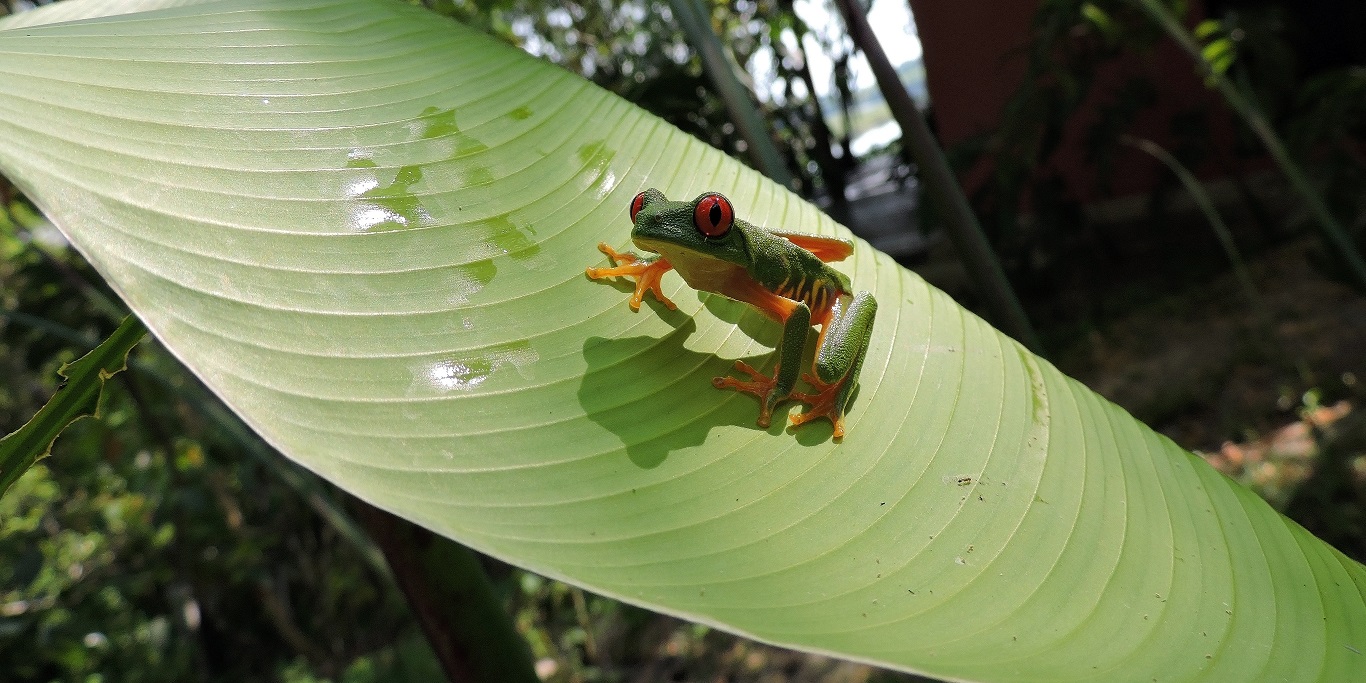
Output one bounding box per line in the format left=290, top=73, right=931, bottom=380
left=1121, top=134, right=1314, bottom=383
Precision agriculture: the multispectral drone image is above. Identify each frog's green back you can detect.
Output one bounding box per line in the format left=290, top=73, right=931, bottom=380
left=744, top=226, right=853, bottom=300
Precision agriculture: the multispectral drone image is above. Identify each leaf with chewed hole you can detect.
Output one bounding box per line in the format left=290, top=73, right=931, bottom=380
left=0, top=1, right=1362, bottom=681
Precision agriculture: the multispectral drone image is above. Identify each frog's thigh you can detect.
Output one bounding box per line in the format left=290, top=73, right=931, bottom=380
left=773, top=302, right=811, bottom=396
left=813, top=291, right=877, bottom=384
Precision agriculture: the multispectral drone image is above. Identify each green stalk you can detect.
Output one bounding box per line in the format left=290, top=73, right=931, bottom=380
left=0, top=314, right=145, bottom=498
left=667, top=0, right=795, bottom=187
left=1131, top=0, right=1366, bottom=291
left=830, top=0, right=1043, bottom=352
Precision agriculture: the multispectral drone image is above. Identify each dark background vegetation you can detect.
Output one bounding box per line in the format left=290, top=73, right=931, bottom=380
left=2, top=0, right=1363, bottom=681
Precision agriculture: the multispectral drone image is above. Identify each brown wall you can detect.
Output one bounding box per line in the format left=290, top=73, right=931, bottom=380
left=908, top=1, right=1040, bottom=146
left=908, top=0, right=1232, bottom=204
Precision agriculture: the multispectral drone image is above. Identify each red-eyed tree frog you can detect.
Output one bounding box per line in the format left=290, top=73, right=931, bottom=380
left=586, top=189, right=877, bottom=438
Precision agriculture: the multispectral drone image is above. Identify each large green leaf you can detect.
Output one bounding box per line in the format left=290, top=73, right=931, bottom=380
left=1, top=1, right=1362, bottom=681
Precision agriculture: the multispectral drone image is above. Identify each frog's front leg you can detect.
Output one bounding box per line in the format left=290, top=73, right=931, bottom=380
left=790, top=291, right=877, bottom=438
left=585, top=242, right=676, bottom=310
left=713, top=302, right=810, bottom=428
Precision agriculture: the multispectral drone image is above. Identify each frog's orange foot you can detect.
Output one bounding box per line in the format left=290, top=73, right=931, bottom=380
left=713, top=360, right=781, bottom=428
left=586, top=243, right=676, bottom=310
left=790, top=373, right=848, bottom=439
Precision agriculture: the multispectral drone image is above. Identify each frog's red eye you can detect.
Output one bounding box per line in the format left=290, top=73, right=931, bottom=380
left=693, top=193, right=733, bottom=237
left=629, top=191, right=647, bottom=223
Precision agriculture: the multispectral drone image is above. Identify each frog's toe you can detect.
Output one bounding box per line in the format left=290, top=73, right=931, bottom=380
left=790, top=374, right=849, bottom=438
left=788, top=403, right=846, bottom=439
left=596, top=242, right=636, bottom=264
left=714, top=361, right=784, bottom=428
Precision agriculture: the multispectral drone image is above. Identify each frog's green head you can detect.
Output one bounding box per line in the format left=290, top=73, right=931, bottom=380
left=627, top=188, right=751, bottom=268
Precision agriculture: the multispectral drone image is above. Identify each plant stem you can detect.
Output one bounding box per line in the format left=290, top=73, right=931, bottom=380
left=0, top=314, right=145, bottom=498
left=354, top=502, right=541, bottom=683
left=668, top=0, right=795, bottom=188
left=830, top=0, right=1042, bottom=353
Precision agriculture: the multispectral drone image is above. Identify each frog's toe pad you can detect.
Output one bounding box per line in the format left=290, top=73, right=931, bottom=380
left=788, top=406, right=845, bottom=439
left=596, top=242, right=636, bottom=264
left=790, top=374, right=848, bottom=438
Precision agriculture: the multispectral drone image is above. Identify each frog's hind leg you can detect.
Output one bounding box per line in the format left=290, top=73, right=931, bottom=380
left=790, top=291, right=877, bottom=438
left=713, top=301, right=810, bottom=428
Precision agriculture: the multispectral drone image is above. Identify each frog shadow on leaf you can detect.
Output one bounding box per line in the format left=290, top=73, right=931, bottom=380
left=578, top=317, right=794, bottom=469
